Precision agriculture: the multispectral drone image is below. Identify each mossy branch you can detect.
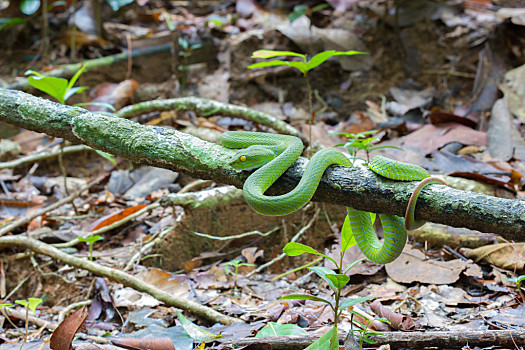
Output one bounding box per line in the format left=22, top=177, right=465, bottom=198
left=0, top=88, right=523, bottom=241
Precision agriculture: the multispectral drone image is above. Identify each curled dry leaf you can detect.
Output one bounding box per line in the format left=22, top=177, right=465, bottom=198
left=370, top=299, right=420, bottom=331
left=50, top=305, right=88, bottom=350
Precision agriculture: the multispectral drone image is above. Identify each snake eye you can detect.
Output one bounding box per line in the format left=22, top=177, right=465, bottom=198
left=239, top=155, right=247, bottom=162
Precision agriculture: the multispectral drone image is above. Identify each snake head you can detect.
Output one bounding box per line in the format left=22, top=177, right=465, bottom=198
left=228, top=145, right=277, bottom=171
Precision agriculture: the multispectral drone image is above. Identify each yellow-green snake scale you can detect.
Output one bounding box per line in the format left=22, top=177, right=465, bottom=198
left=222, top=131, right=445, bottom=264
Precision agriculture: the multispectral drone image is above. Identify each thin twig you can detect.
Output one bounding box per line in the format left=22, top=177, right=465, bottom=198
left=0, top=145, right=92, bottom=169
left=191, top=226, right=281, bottom=241
left=58, top=300, right=92, bottom=324
left=0, top=235, right=240, bottom=325
left=122, top=210, right=184, bottom=272
left=246, top=207, right=320, bottom=278
left=0, top=175, right=106, bottom=237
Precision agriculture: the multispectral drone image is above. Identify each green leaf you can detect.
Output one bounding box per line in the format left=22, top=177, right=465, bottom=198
left=27, top=298, right=42, bottom=314
left=343, top=258, right=365, bottom=275
left=27, top=76, right=68, bottom=103
left=305, top=326, right=338, bottom=350
left=0, top=303, right=13, bottom=308
left=0, top=17, right=27, bottom=31
left=307, top=50, right=367, bottom=71
left=15, top=300, right=27, bottom=307
left=308, top=266, right=337, bottom=290
left=251, top=50, right=305, bottom=59
left=311, top=3, right=330, bottom=12
left=341, top=216, right=357, bottom=252
left=283, top=243, right=338, bottom=266
left=177, top=311, right=221, bottom=343
left=325, top=274, right=350, bottom=290
left=256, top=322, right=308, bottom=337
left=178, top=37, right=189, bottom=50
left=78, top=235, right=103, bottom=244
left=507, top=275, right=525, bottom=286
left=279, top=294, right=332, bottom=307
left=66, top=64, right=88, bottom=91
left=286, top=61, right=308, bottom=75
left=94, top=150, right=116, bottom=166
left=307, top=51, right=338, bottom=71
left=63, top=86, right=88, bottom=102
left=15, top=298, right=42, bottom=314
left=247, top=60, right=292, bottom=69
left=24, top=70, right=44, bottom=78
left=20, top=0, right=40, bottom=15
left=338, top=296, right=374, bottom=310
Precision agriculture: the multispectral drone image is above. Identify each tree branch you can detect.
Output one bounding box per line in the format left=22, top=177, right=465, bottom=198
left=0, top=88, right=523, bottom=241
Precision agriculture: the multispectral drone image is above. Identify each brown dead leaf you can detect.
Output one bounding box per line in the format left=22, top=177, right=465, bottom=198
left=50, top=306, right=88, bottom=350
left=460, top=243, right=525, bottom=271
left=385, top=245, right=472, bottom=284
left=429, top=109, right=477, bottom=128
left=136, top=267, right=190, bottom=300
left=370, top=299, right=420, bottom=330
left=64, top=27, right=111, bottom=49
left=400, top=123, right=487, bottom=154
left=499, top=62, right=525, bottom=122
left=88, top=204, right=148, bottom=231
left=87, top=80, right=140, bottom=112
left=488, top=98, right=525, bottom=161
left=111, top=337, right=176, bottom=350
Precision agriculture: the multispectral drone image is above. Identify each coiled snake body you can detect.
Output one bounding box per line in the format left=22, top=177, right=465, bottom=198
left=222, top=131, right=445, bottom=264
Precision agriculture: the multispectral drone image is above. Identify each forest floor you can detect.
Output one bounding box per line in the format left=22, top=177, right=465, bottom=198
left=0, top=0, right=524, bottom=349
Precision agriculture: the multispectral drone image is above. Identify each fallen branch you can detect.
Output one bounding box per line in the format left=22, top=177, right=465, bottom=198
left=0, top=144, right=92, bottom=169
left=117, top=97, right=308, bottom=145
left=0, top=89, right=524, bottom=241
left=0, top=236, right=239, bottom=325
left=232, top=330, right=525, bottom=349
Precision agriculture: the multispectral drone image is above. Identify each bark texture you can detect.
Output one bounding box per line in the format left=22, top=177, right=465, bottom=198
left=1, top=88, right=523, bottom=241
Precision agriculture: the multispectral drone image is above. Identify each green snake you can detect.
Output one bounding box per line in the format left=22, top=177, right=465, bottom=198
left=221, top=131, right=446, bottom=264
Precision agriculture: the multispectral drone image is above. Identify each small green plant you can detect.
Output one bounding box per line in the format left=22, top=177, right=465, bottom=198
left=350, top=315, right=390, bottom=349
left=507, top=275, right=525, bottom=301
left=25, top=64, right=88, bottom=105
left=508, top=275, right=525, bottom=289
left=15, top=298, right=43, bottom=344
left=78, top=235, right=103, bottom=261
left=277, top=229, right=373, bottom=348
left=248, top=49, right=366, bottom=144
left=178, top=37, right=202, bottom=93
left=332, top=130, right=402, bottom=165
left=224, top=259, right=254, bottom=285
left=288, top=3, right=330, bottom=22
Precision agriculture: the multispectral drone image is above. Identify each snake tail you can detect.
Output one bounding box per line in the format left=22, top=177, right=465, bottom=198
left=405, top=177, right=447, bottom=230
left=346, top=208, right=407, bottom=264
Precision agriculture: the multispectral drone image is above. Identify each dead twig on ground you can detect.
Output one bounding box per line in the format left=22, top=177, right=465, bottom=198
left=0, top=235, right=240, bottom=325
left=0, top=174, right=106, bottom=237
